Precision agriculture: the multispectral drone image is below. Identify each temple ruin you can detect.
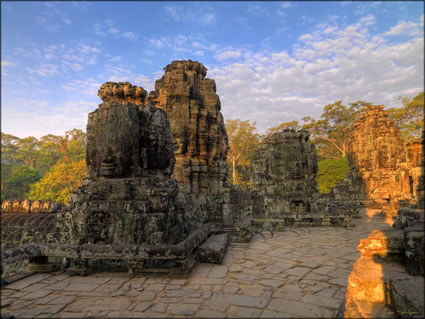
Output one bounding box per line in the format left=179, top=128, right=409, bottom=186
left=149, top=60, right=229, bottom=196
left=349, top=105, right=423, bottom=207
left=251, top=130, right=319, bottom=217
left=58, top=81, right=186, bottom=247
left=1, top=60, right=423, bottom=319
left=250, top=129, right=351, bottom=227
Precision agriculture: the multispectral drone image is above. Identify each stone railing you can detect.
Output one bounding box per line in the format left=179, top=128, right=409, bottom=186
left=1, top=223, right=232, bottom=279
left=1, top=200, right=60, bottom=214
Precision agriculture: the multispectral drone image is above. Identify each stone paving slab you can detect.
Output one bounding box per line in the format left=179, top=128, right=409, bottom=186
left=1, top=208, right=395, bottom=318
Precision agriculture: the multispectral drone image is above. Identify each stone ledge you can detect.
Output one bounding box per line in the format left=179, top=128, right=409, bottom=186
left=198, top=234, right=228, bottom=264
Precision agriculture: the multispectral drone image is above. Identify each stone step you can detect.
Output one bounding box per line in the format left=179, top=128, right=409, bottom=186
left=198, top=233, right=228, bottom=264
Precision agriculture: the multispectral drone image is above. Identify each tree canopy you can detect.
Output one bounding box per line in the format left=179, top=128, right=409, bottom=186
left=265, top=120, right=299, bottom=136
left=316, top=157, right=350, bottom=193
left=29, top=159, right=86, bottom=204
left=1, top=129, right=87, bottom=203
left=225, top=119, right=260, bottom=187
left=301, top=101, right=372, bottom=159
left=387, top=91, right=424, bottom=141
left=1, top=165, right=41, bottom=200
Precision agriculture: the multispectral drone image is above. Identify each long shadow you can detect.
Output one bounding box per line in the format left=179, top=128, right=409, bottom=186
left=340, top=205, right=424, bottom=318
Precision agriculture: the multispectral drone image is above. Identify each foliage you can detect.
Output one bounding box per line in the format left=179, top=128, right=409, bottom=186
left=29, top=159, right=87, bottom=204
left=316, top=156, right=350, bottom=194
left=1, top=128, right=87, bottom=202
left=225, top=119, right=260, bottom=187
left=1, top=166, right=41, bottom=200
left=387, top=91, right=424, bottom=141
left=301, top=101, right=371, bottom=159
left=15, top=136, right=40, bottom=169
left=37, top=134, right=63, bottom=175
left=265, top=120, right=299, bottom=136
left=1, top=133, right=21, bottom=164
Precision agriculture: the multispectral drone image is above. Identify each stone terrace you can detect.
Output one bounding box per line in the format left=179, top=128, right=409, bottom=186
left=1, top=208, right=391, bottom=318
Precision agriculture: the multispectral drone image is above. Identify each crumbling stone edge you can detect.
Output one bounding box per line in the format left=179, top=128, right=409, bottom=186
left=1, top=223, right=236, bottom=281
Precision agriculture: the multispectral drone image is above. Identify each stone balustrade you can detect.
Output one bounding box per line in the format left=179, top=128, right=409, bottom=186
left=1, top=223, right=232, bottom=279
left=1, top=200, right=59, bottom=214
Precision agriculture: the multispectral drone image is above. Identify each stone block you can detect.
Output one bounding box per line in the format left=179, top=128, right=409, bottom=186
left=198, top=234, right=228, bottom=264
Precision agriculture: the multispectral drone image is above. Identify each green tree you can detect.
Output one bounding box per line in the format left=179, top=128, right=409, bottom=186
left=302, top=101, right=371, bottom=159
left=266, top=120, right=299, bottom=136
left=387, top=91, right=424, bottom=141
left=225, top=119, right=260, bottom=186
left=2, top=166, right=41, bottom=200
left=15, top=136, right=39, bottom=169
left=36, top=134, right=63, bottom=175
left=29, top=159, right=87, bottom=204
left=1, top=133, right=21, bottom=164
left=1, top=164, right=16, bottom=200
left=316, top=157, right=350, bottom=193
left=64, top=129, right=86, bottom=162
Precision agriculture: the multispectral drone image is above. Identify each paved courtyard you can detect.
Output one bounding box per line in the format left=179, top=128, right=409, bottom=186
left=1, top=208, right=390, bottom=318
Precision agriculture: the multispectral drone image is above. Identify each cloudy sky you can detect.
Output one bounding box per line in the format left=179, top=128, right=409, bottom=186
left=1, top=1, right=423, bottom=138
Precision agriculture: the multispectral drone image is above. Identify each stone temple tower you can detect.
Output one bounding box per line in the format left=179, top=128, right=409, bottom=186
left=251, top=129, right=319, bottom=219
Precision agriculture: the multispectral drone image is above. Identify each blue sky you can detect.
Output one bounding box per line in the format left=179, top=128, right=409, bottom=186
left=1, top=1, right=424, bottom=138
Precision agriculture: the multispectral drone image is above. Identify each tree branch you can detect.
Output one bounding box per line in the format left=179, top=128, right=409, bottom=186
left=317, top=136, right=345, bottom=155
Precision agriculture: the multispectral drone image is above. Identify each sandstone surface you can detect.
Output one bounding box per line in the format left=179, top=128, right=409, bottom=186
left=349, top=105, right=423, bottom=206
left=149, top=60, right=229, bottom=196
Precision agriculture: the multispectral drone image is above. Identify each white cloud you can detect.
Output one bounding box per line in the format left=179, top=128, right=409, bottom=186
left=164, top=6, right=183, bottom=21
left=208, top=16, right=424, bottom=133
left=385, top=20, right=423, bottom=37
left=36, top=16, right=61, bottom=31
left=1, top=61, right=16, bottom=67
left=201, top=11, right=216, bottom=25
left=94, top=20, right=138, bottom=40
left=35, top=2, right=73, bottom=31
left=215, top=50, right=242, bottom=61
left=26, top=63, right=58, bottom=77
left=71, top=63, right=84, bottom=71
left=71, top=1, right=91, bottom=9
left=94, top=23, right=106, bottom=36
left=277, top=2, right=293, bottom=17
left=122, top=32, right=137, bottom=40
left=150, top=38, right=166, bottom=48
left=163, top=5, right=216, bottom=25
left=1, top=98, right=96, bottom=138
left=298, top=34, right=313, bottom=42
left=360, top=14, right=376, bottom=26
left=108, top=56, right=122, bottom=62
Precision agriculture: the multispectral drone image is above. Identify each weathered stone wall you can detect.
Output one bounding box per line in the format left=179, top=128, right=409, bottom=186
left=149, top=60, right=229, bottom=195
left=349, top=105, right=423, bottom=206
left=1, top=213, right=58, bottom=250
left=251, top=129, right=319, bottom=218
